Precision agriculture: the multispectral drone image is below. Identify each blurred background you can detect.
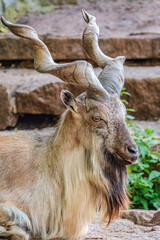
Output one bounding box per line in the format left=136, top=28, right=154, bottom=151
left=0, top=0, right=160, bottom=222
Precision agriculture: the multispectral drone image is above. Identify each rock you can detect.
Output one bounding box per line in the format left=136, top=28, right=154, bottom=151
left=0, top=32, right=159, bottom=62
left=1, top=66, right=160, bottom=123
left=150, top=210, right=160, bottom=225
left=0, top=35, right=34, bottom=61
left=15, top=72, right=65, bottom=115
left=84, top=218, right=160, bottom=240
left=1, top=1, right=160, bottom=61
left=0, top=69, right=23, bottom=129
left=121, top=209, right=155, bottom=226
left=121, top=209, right=160, bottom=227
left=152, top=226, right=160, bottom=231
left=0, top=85, right=16, bottom=129
left=15, top=69, right=85, bottom=115
left=124, top=66, right=160, bottom=120
left=14, top=66, right=160, bottom=120
left=0, top=85, right=17, bottom=129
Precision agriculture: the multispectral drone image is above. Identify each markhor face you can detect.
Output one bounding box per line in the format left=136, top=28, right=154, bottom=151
left=82, top=94, right=138, bottom=165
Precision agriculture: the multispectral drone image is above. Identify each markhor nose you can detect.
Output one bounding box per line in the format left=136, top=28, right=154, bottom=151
left=127, top=146, right=138, bottom=156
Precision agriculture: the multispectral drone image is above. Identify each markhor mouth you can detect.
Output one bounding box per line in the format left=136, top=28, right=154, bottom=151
left=115, top=152, right=137, bottom=165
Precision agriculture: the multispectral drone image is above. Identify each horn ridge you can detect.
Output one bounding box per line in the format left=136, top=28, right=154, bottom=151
left=1, top=16, right=110, bottom=100
left=82, top=10, right=125, bottom=95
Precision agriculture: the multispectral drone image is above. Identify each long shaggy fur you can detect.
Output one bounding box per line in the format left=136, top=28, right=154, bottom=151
left=0, top=109, right=130, bottom=239
left=26, top=113, right=129, bottom=239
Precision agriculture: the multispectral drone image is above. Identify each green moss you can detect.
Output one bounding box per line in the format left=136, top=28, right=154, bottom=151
left=0, top=0, right=54, bottom=32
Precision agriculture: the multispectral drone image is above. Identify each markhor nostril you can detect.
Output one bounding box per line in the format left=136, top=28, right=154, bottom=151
left=127, top=146, right=138, bottom=155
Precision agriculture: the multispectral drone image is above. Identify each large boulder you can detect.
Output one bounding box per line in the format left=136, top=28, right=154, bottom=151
left=121, top=209, right=160, bottom=227
left=0, top=69, right=22, bottom=129
left=0, top=84, right=17, bottom=130
left=0, top=66, right=160, bottom=130
left=1, top=1, right=160, bottom=61
left=16, top=70, right=85, bottom=115
left=124, top=66, right=160, bottom=120
left=15, top=66, right=160, bottom=120
left=0, top=68, right=83, bottom=130
left=0, top=33, right=159, bottom=62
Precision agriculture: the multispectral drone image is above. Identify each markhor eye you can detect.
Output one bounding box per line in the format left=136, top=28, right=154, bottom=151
left=92, top=116, right=101, bottom=122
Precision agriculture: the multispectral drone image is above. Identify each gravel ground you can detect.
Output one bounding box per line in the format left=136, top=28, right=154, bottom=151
left=18, top=0, right=160, bottom=37
left=82, top=218, right=160, bottom=240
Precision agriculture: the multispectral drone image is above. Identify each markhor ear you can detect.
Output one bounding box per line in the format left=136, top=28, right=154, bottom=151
left=60, top=90, right=78, bottom=113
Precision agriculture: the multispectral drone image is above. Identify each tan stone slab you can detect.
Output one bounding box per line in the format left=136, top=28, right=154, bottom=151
left=15, top=66, right=160, bottom=120
left=0, top=69, right=25, bottom=129
left=15, top=69, right=85, bottom=115
left=82, top=219, right=159, bottom=240
left=0, top=35, right=34, bottom=60
left=124, top=66, right=160, bottom=120
left=0, top=34, right=159, bottom=61
left=1, top=1, right=160, bottom=61
left=0, top=65, right=160, bottom=126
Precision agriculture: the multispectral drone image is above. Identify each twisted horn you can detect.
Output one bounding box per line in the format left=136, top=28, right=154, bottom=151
left=1, top=16, right=110, bottom=100
left=82, top=9, right=125, bottom=95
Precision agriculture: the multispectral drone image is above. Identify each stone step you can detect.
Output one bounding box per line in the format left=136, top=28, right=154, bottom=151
left=124, top=66, right=160, bottom=120
left=1, top=2, right=160, bottom=61
left=1, top=33, right=159, bottom=61
left=0, top=68, right=84, bottom=129
left=0, top=65, right=160, bottom=129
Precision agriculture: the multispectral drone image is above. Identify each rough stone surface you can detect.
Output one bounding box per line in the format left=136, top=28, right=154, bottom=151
left=5, top=66, right=160, bottom=120
left=0, top=35, right=34, bottom=60
left=0, top=65, right=160, bottom=129
left=15, top=69, right=85, bottom=115
left=15, top=70, right=67, bottom=115
left=0, top=69, right=23, bottom=129
left=124, top=66, right=160, bottom=120
left=83, top=218, right=160, bottom=240
left=1, top=0, right=160, bottom=60
left=120, top=209, right=160, bottom=227
left=151, top=210, right=160, bottom=226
